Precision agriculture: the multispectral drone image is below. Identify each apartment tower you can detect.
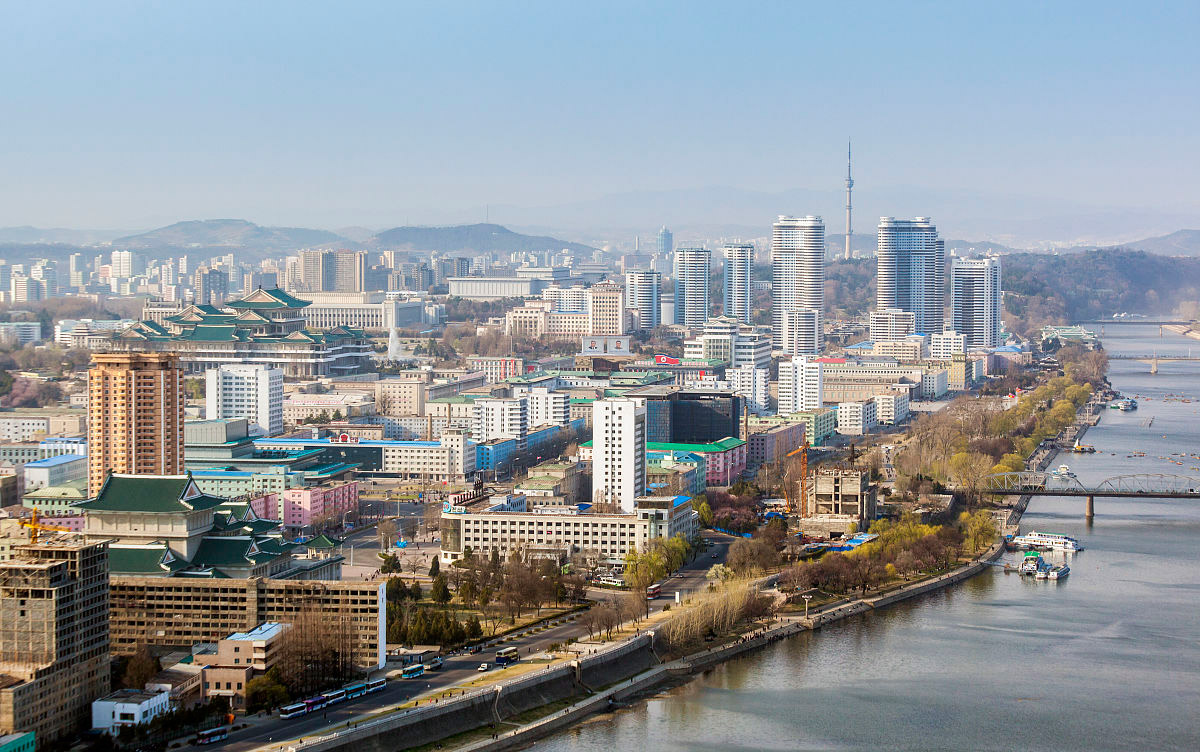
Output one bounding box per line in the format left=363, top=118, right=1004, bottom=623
left=876, top=217, right=945, bottom=335
left=592, top=398, right=647, bottom=511
left=205, top=364, right=284, bottom=436
left=951, top=256, right=1002, bottom=348
left=87, top=352, right=185, bottom=496
left=722, top=243, right=754, bottom=324
left=672, top=248, right=711, bottom=328
left=772, top=216, right=825, bottom=354
left=625, top=269, right=661, bottom=330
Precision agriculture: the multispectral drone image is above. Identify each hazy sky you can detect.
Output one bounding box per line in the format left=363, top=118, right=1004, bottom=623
left=2, top=0, right=1198, bottom=231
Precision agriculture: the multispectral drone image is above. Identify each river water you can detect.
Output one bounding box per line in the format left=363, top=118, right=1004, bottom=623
left=531, top=323, right=1200, bottom=751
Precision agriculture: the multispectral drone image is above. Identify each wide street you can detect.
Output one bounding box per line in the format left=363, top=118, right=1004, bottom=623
left=201, top=534, right=732, bottom=752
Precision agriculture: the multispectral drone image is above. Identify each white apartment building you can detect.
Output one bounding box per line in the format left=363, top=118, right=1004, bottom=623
left=930, top=331, right=967, bottom=360
left=876, top=217, right=945, bottom=335
left=378, top=431, right=475, bottom=482
left=466, top=356, right=525, bottom=384
left=683, top=316, right=772, bottom=370
left=872, top=335, right=928, bottom=361
left=772, top=216, right=824, bottom=354
left=592, top=398, right=646, bottom=511
left=92, top=690, right=170, bottom=735
left=778, top=356, right=824, bottom=414
left=836, top=400, right=878, bottom=436
left=869, top=308, right=916, bottom=342
left=725, top=365, right=770, bottom=415
left=722, top=243, right=753, bottom=324
left=673, top=248, right=711, bottom=328
left=205, top=364, right=284, bottom=436
left=625, top=270, right=661, bottom=330
left=542, top=284, right=589, bottom=313
left=525, top=387, right=570, bottom=427
left=472, top=397, right=528, bottom=444
left=873, top=391, right=910, bottom=425
left=951, top=257, right=1003, bottom=348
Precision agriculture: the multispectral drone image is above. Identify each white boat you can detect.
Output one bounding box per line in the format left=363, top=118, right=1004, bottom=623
left=1019, top=552, right=1044, bottom=575
left=1035, top=566, right=1050, bottom=580
left=1050, top=464, right=1077, bottom=480
left=1012, top=531, right=1083, bottom=552
left=1047, top=564, right=1070, bottom=580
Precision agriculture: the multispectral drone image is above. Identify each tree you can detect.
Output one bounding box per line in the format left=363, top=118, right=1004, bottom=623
left=121, top=643, right=159, bottom=689
left=694, top=498, right=714, bottom=528
left=431, top=573, right=452, bottom=606
left=428, top=556, right=440, bottom=578
left=465, top=614, right=483, bottom=639
left=245, top=674, right=290, bottom=713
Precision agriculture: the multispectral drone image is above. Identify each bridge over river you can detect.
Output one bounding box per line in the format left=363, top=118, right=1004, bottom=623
left=981, top=471, right=1200, bottom=519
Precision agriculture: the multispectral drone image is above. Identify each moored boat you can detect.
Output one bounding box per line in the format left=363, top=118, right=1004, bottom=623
left=1047, top=564, right=1070, bottom=580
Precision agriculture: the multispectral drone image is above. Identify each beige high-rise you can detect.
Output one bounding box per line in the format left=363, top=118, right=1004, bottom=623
left=87, top=352, right=184, bottom=496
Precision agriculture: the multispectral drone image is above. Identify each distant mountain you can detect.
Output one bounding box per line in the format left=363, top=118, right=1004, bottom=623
left=369, top=223, right=595, bottom=254
left=1109, top=229, right=1200, bottom=256
left=0, top=226, right=126, bottom=245
left=113, top=219, right=346, bottom=253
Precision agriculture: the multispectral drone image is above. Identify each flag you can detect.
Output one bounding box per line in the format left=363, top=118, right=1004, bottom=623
left=654, top=354, right=680, bottom=365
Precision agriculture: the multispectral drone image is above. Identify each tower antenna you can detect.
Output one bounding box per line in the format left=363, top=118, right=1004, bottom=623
left=844, top=140, right=854, bottom=260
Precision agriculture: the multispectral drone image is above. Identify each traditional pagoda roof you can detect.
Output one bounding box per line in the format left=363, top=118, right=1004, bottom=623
left=107, top=542, right=192, bottom=575
left=190, top=536, right=265, bottom=569
left=226, top=288, right=311, bottom=310
left=76, top=474, right=228, bottom=513
left=305, top=533, right=345, bottom=550
left=176, top=324, right=240, bottom=342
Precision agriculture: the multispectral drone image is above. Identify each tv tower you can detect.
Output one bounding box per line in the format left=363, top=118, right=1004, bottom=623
left=844, top=140, right=854, bottom=260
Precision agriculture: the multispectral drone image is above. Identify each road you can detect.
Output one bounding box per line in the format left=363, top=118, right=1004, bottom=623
left=199, top=534, right=732, bottom=752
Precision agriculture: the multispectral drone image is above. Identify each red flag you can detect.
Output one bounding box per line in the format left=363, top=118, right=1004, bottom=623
left=654, top=354, right=680, bottom=365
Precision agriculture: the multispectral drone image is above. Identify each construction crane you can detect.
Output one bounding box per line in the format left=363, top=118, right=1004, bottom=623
left=19, top=509, right=76, bottom=544
left=784, top=439, right=810, bottom=516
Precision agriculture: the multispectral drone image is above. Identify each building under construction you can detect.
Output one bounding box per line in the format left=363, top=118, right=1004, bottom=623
left=0, top=539, right=110, bottom=747
left=801, top=467, right=877, bottom=537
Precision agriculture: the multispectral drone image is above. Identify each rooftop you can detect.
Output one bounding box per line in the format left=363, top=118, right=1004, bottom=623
left=23, top=453, right=86, bottom=468
left=76, top=475, right=228, bottom=514
left=96, top=689, right=166, bottom=705
left=225, top=622, right=287, bottom=642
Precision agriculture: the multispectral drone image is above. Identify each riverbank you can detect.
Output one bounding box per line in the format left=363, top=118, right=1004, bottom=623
left=1163, top=323, right=1200, bottom=340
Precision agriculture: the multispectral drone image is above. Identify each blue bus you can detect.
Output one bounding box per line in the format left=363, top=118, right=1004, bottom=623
left=495, top=647, right=519, bottom=666
left=401, top=664, right=425, bottom=679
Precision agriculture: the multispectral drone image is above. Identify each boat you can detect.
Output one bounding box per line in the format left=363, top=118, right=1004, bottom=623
left=1110, top=398, right=1138, bottom=411
left=1050, top=464, right=1077, bottom=480
left=1019, top=552, right=1044, bottom=575
left=1011, top=531, right=1083, bottom=552
left=1071, top=440, right=1096, bottom=454
left=1047, top=564, right=1070, bottom=580
left=1035, top=565, right=1050, bottom=580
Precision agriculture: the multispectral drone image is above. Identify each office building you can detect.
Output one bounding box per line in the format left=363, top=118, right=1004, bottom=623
left=542, top=284, right=589, bottom=313
left=836, top=399, right=878, bottom=435
left=0, top=540, right=110, bottom=746
left=724, top=365, right=770, bottom=415
left=951, top=257, right=1002, bottom=348
left=625, top=270, right=661, bottom=330
left=930, top=331, right=967, bottom=360
left=682, top=316, right=772, bottom=370
left=193, top=266, right=229, bottom=306
left=91, top=690, right=170, bottom=735
left=472, top=397, right=528, bottom=444
left=722, top=242, right=753, bottom=323
left=672, top=248, right=711, bottom=328
left=656, top=226, right=673, bottom=256
left=877, top=217, right=945, bottom=335
left=525, top=388, right=570, bottom=428
left=87, top=352, right=184, bottom=496
left=587, top=281, right=627, bottom=335
left=869, top=308, right=917, bottom=342
left=110, top=250, right=143, bottom=279
left=253, top=432, right=476, bottom=484
left=772, top=216, right=824, bottom=354
left=205, top=364, right=284, bottom=436
left=778, top=356, right=824, bottom=414
left=592, top=398, right=646, bottom=510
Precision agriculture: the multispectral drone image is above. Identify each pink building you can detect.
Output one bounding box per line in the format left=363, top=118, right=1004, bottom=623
left=271, top=481, right=359, bottom=533
left=646, top=438, right=747, bottom=487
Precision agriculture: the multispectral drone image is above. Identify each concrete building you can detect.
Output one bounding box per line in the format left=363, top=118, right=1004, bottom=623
left=836, top=400, right=878, bottom=436
left=0, top=540, right=110, bottom=746
left=929, top=331, right=967, bottom=360
left=205, top=364, right=284, bottom=436
left=624, top=270, right=661, bottom=330
left=747, top=421, right=805, bottom=471
left=22, top=454, right=86, bottom=491
left=472, top=397, right=528, bottom=445
left=541, top=284, right=589, bottom=313
left=91, top=690, right=169, bottom=735
left=525, top=388, right=570, bottom=428
left=869, top=308, right=916, bottom=342
left=873, top=391, right=910, bottom=425
left=439, top=493, right=699, bottom=565
left=87, top=352, right=184, bottom=497
left=296, top=292, right=431, bottom=331
left=467, top=356, right=525, bottom=384
left=872, top=335, right=928, bottom=361
left=723, top=365, right=770, bottom=415
left=672, top=248, right=711, bottom=328
left=876, top=217, right=945, bottom=335
left=802, top=467, right=876, bottom=536
left=778, top=356, right=824, bottom=414
left=587, top=282, right=627, bottom=336
left=200, top=622, right=290, bottom=709
left=722, top=243, right=753, bottom=324
left=772, top=216, right=824, bottom=354
left=951, top=257, right=1002, bottom=348
left=273, top=481, right=359, bottom=535
left=592, top=398, right=646, bottom=510
left=683, top=317, right=772, bottom=370
left=253, top=432, right=475, bottom=483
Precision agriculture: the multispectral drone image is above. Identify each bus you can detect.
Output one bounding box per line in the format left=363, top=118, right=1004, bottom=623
left=195, top=727, right=229, bottom=745
left=495, top=646, right=519, bottom=666
left=646, top=583, right=662, bottom=599
left=422, top=659, right=442, bottom=672
left=596, top=575, right=625, bottom=587
left=343, top=682, right=368, bottom=700
left=401, top=664, right=425, bottom=679
left=304, top=696, right=327, bottom=712
left=279, top=703, right=308, bottom=720
left=323, top=688, right=346, bottom=705
left=366, top=678, right=387, bottom=694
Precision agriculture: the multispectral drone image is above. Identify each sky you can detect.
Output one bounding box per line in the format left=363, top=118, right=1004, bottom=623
left=2, top=0, right=1198, bottom=238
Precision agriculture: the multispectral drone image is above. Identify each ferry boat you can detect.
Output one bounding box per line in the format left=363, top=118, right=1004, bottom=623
left=1110, top=398, right=1138, bottom=411
left=1050, top=464, right=1077, bottom=480
left=1012, top=531, right=1083, bottom=552
left=1047, top=564, right=1070, bottom=580
left=1019, top=552, right=1044, bottom=575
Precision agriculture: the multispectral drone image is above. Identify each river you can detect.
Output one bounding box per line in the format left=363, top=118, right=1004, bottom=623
left=529, top=323, right=1200, bottom=751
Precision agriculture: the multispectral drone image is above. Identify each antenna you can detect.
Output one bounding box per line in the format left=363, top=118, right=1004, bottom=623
left=844, top=140, right=854, bottom=260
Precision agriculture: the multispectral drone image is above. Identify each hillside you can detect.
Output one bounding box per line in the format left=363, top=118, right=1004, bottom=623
left=1113, top=229, right=1200, bottom=256
left=369, top=223, right=594, bottom=254
left=113, top=219, right=346, bottom=253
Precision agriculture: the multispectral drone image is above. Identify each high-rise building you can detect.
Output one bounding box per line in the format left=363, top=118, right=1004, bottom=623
left=869, top=308, right=917, bottom=342
left=473, top=397, right=529, bottom=444
left=722, top=243, right=753, bottom=324
left=951, top=257, right=1002, bottom=348
left=778, top=356, right=824, bottom=414
left=587, top=281, right=627, bottom=335
left=0, top=539, right=110, bottom=745
left=68, top=253, right=86, bottom=289
left=297, top=250, right=335, bottom=292
left=332, top=250, right=369, bottom=292
left=193, top=265, right=229, bottom=306
left=772, top=216, right=825, bottom=354
left=656, top=226, right=673, bottom=256
left=683, top=316, right=772, bottom=370
left=205, top=364, right=284, bottom=436
left=929, top=331, right=967, bottom=360
left=625, top=270, right=661, bottom=330
left=877, top=217, right=945, bottom=335
left=592, top=398, right=646, bottom=511
left=672, top=248, right=711, bottom=328
left=30, top=260, right=58, bottom=298
left=110, top=250, right=144, bottom=279
left=87, top=352, right=184, bottom=496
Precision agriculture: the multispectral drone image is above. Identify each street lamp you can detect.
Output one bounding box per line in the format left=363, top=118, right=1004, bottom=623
left=802, top=593, right=813, bottom=619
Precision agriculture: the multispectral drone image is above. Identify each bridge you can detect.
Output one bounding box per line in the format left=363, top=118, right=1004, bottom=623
left=1076, top=319, right=1191, bottom=326
left=981, top=472, right=1200, bottom=518
left=1107, top=353, right=1200, bottom=373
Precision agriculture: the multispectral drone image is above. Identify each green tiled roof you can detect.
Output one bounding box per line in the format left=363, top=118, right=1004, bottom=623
left=305, top=533, right=344, bottom=550
left=191, top=536, right=260, bottom=568
left=226, top=288, right=311, bottom=310
left=177, top=324, right=239, bottom=342
left=77, top=475, right=227, bottom=513
left=427, top=395, right=481, bottom=404
left=107, top=544, right=191, bottom=575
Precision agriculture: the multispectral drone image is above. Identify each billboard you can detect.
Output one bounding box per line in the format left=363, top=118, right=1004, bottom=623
left=580, top=335, right=632, bottom=355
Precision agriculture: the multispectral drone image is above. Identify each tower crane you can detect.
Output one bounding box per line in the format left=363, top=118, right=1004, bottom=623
left=20, top=509, right=77, bottom=544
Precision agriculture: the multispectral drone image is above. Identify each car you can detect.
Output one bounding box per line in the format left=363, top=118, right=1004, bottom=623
left=711, top=553, right=718, bottom=558
left=477, top=663, right=490, bottom=672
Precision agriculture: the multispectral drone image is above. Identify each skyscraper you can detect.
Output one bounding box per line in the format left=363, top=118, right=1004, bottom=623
left=673, top=247, right=711, bottom=328
left=657, top=226, right=674, bottom=256
left=193, top=265, right=228, bottom=305
left=205, top=364, right=284, bottom=436
left=772, top=216, right=825, bottom=354
left=592, top=398, right=646, bottom=511
left=778, top=356, right=824, bottom=414
left=722, top=243, right=753, bottom=324
left=87, top=352, right=184, bottom=496
left=587, top=281, right=627, bottom=335
left=876, top=217, right=945, bottom=335
left=625, top=269, right=661, bottom=330
left=951, top=257, right=1002, bottom=348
